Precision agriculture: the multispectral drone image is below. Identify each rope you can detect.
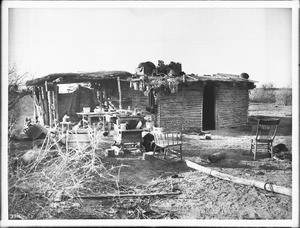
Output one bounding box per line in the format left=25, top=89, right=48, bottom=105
left=264, top=181, right=277, bottom=193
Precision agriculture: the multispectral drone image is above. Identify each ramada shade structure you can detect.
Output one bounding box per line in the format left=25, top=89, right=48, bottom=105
left=26, top=71, right=133, bottom=86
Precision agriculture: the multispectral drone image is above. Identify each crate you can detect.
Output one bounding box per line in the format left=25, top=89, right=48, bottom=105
left=67, top=131, right=90, bottom=150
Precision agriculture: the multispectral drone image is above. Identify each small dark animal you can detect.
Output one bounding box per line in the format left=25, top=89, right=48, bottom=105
left=273, top=143, right=290, bottom=161
left=142, top=133, right=155, bottom=152
left=273, top=143, right=288, bottom=153
left=23, top=119, right=47, bottom=140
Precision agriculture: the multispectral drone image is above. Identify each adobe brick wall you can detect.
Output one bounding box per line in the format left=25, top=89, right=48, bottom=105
left=157, top=81, right=250, bottom=131
left=157, top=82, right=203, bottom=131
left=215, top=82, right=249, bottom=128
left=119, top=80, right=250, bottom=131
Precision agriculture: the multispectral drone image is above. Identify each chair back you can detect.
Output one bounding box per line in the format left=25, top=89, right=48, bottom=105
left=255, top=118, right=280, bottom=141
left=152, top=127, right=164, bottom=133
left=153, top=131, right=182, bottom=147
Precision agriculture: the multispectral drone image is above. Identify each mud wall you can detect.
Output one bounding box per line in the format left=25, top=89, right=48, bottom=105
left=157, top=82, right=203, bottom=131
left=215, top=82, right=249, bottom=128
left=156, top=81, right=250, bottom=131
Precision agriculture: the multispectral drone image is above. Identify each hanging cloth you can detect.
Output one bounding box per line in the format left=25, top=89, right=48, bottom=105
left=69, top=86, right=96, bottom=115
left=146, top=88, right=155, bottom=113
left=34, top=86, right=40, bottom=103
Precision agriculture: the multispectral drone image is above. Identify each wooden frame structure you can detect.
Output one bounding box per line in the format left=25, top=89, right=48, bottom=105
left=26, top=71, right=132, bottom=127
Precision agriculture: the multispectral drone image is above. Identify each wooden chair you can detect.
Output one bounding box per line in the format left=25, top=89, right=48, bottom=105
left=153, top=129, right=183, bottom=161
left=250, top=118, right=280, bottom=160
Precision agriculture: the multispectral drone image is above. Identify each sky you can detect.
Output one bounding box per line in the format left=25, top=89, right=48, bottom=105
left=8, top=7, right=292, bottom=87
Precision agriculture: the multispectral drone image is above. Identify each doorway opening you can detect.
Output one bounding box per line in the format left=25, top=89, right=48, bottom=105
left=202, top=83, right=216, bottom=130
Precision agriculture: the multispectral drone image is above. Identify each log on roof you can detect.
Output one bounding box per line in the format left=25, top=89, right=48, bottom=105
left=26, top=71, right=133, bottom=86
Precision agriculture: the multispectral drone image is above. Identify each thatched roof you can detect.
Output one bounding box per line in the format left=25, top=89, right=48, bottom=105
left=26, top=71, right=133, bottom=86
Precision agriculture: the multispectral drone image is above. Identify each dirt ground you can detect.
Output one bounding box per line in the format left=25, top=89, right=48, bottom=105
left=7, top=103, right=293, bottom=220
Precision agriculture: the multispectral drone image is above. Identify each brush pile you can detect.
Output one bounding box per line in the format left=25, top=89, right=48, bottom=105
left=8, top=128, right=182, bottom=219
left=8, top=129, right=122, bottom=212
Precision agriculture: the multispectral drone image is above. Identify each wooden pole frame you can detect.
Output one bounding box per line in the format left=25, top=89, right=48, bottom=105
left=117, top=76, right=122, bottom=110
left=41, top=86, right=49, bottom=126
left=53, top=83, right=59, bottom=123
left=45, top=81, right=53, bottom=127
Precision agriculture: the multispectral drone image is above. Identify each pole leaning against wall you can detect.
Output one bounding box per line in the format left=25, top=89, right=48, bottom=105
left=117, top=76, right=122, bottom=110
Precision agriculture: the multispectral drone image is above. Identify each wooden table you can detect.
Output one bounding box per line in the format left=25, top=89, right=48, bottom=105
left=77, top=111, right=115, bottom=132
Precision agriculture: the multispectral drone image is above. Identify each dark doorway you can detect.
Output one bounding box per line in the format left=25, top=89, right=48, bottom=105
left=202, top=83, right=215, bottom=130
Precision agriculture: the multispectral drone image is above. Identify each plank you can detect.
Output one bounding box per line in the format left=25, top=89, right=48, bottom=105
left=76, top=192, right=181, bottom=199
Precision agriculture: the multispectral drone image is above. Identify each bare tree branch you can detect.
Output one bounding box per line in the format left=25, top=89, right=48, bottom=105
left=8, top=63, right=33, bottom=110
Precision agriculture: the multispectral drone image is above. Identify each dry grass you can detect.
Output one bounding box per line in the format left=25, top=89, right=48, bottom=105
left=8, top=127, right=125, bottom=218
left=8, top=125, right=186, bottom=219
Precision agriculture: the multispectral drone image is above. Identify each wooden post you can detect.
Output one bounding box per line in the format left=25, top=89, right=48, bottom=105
left=37, top=87, right=44, bottom=125
left=42, top=86, right=49, bottom=126
left=99, top=90, right=103, bottom=106
left=45, top=81, right=53, bottom=127
left=103, top=87, right=107, bottom=108
left=117, top=77, right=122, bottom=110
left=48, top=91, right=53, bottom=127
left=53, top=83, right=59, bottom=123
left=32, top=88, right=37, bottom=120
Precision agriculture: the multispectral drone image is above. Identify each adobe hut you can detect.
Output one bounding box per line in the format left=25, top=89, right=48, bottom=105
left=25, top=68, right=256, bottom=132
left=130, top=72, right=256, bottom=131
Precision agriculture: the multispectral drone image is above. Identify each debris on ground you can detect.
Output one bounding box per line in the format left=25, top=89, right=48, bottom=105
left=8, top=103, right=292, bottom=220
left=199, top=133, right=212, bottom=140
left=208, top=152, right=226, bottom=163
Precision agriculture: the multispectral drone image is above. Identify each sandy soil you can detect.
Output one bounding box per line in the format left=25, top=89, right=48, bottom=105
left=8, top=103, right=293, bottom=220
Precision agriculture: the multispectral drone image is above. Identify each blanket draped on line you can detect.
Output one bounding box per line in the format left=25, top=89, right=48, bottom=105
left=69, top=86, right=96, bottom=117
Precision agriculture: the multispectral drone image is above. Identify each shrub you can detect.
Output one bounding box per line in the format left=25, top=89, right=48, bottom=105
left=275, top=89, right=292, bottom=106
left=249, top=88, right=276, bottom=103
left=8, top=63, right=33, bottom=139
